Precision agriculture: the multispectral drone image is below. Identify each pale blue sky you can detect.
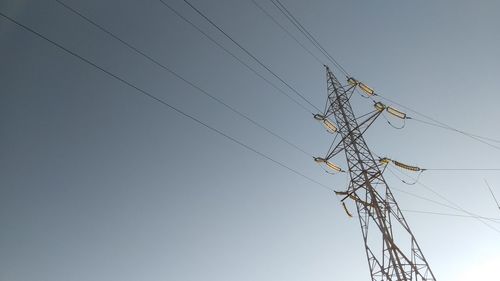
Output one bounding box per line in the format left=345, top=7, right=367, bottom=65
left=1, top=0, right=500, bottom=280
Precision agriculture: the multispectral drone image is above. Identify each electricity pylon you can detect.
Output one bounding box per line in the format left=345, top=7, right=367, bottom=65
left=318, top=66, right=436, bottom=281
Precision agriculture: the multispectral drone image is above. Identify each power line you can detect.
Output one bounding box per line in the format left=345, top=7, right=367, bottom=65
left=392, top=187, right=500, bottom=225
left=179, top=0, right=323, bottom=113
left=402, top=209, right=500, bottom=222
left=409, top=116, right=500, bottom=144
left=388, top=167, right=500, bottom=234
left=157, top=0, right=313, bottom=115
left=392, top=187, right=466, bottom=213
left=249, top=0, right=324, bottom=66
left=484, top=179, right=500, bottom=211
left=0, top=11, right=334, bottom=194
left=425, top=168, right=500, bottom=171
left=380, top=96, right=500, bottom=152
left=259, top=0, right=500, bottom=151
left=266, top=0, right=387, bottom=107
left=176, top=0, right=500, bottom=157
left=373, top=149, right=500, bottom=172
left=7, top=3, right=498, bottom=264
left=269, top=0, right=349, bottom=77
left=55, top=0, right=311, bottom=158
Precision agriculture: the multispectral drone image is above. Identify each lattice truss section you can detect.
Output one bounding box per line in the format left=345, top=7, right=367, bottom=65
left=320, top=67, right=436, bottom=281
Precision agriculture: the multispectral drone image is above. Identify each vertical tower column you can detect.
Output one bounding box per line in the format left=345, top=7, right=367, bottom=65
left=324, top=67, right=436, bottom=281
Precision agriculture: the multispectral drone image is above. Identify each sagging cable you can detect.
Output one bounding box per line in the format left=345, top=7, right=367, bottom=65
left=383, top=113, right=406, bottom=129
left=386, top=166, right=424, bottom=186
left=401, top=170, right=424, bottom=185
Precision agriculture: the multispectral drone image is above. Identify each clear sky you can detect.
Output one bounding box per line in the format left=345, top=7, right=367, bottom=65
left=1, top=0, right=500, bottom=280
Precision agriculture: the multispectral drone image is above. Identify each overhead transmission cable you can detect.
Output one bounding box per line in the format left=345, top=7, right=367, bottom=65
left=55, top=0, right=311, bottom=158
left=0, top=11, right=334, bottom=194
left=406, top=114, right=500, bottom=151
left=379, top=155, right=500, bottom=226
left=177, top=0, right=323, bottom=113
left=249, top=0, right=324, bottom=66
left=408, top=115, right=500, bottom=144
left=6, top=4, right=490, bottom=231
left=262, top=0, right=373, bottom=101
left=253, top=0, right=500, bottom=233
left=157, top=0, right=313, bottom=115
left=402, top=209, right=500, bottom=222
left=391, top=187, right=500, bottom=225
left=484, top=179, right=500, bottom=211
left=269, top=0, right=349, bottom=76
left=263, top=0, right=500, bottom=151
left=425, top=168, right=500, bottom=171
left=388, top=166, right=500, bottom=234
left=376, top=95, right=500, bottom=151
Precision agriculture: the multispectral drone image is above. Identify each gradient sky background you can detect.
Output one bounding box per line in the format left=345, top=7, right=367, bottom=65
left=1, top=0, right=500, bottom=280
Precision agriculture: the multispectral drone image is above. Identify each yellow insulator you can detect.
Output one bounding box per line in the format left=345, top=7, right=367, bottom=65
left=393, top=160, right=421, bottom=172
left=386, top=106, right=407, bottom=119
left=314, top=157, right=343, bottom=173
left=347, top=77, right=374, bottom=96
left=313, top=114, right=337, bottom=133
left=326, top=161, right=342, bottom=172
left=358, top=82, right=375, bottom=96
left=347, top=77, right=359, bottom=86
left=379, top=157, right=391, bottom=165
left=374, top=102, right=386, bottom=112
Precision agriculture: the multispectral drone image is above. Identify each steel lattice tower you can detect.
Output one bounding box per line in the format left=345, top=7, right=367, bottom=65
left=321, top=67, right=436, bottom=281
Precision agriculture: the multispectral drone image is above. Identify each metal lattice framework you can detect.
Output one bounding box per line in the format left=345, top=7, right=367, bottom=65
left=321, top=66, right=436, bottom=281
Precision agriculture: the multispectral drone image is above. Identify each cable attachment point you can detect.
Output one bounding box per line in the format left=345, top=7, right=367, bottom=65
left=314, top=114, right=338, bottom=133
left=314, top=157, right=344, bottom=173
